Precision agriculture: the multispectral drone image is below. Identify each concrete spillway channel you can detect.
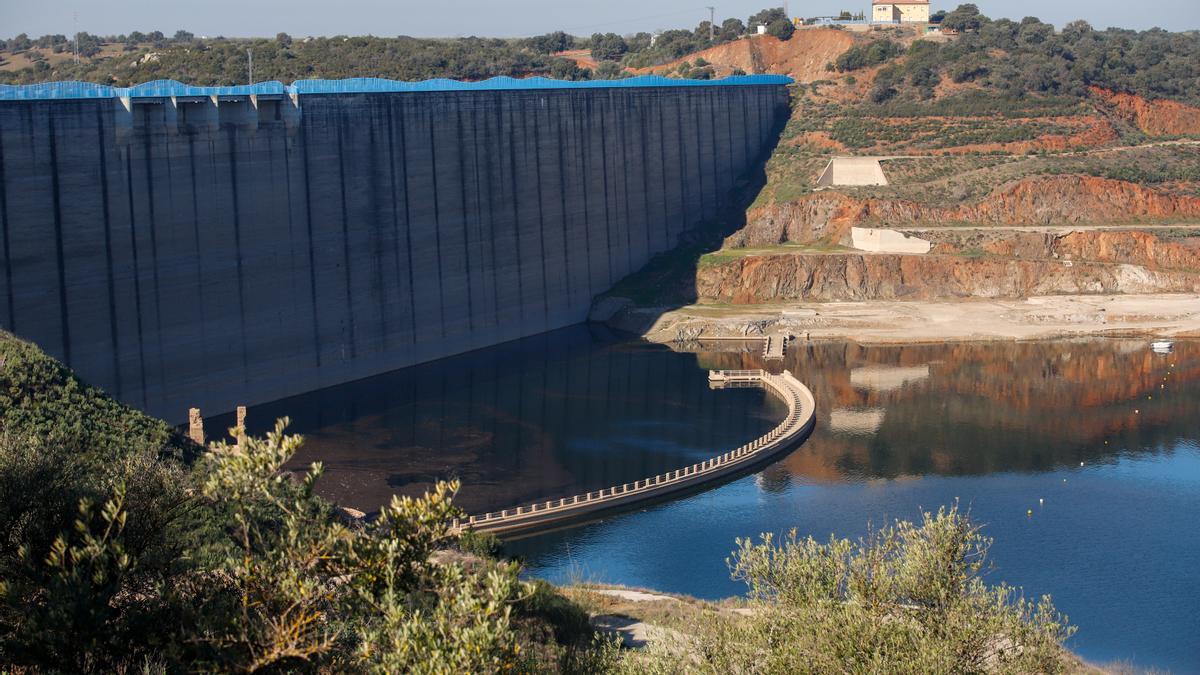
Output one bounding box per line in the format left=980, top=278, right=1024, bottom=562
left=453, top=369, right=816, bottom=536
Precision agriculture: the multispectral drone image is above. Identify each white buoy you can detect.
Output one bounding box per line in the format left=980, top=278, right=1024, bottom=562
left=1039, top=498, right=1044, bottom=505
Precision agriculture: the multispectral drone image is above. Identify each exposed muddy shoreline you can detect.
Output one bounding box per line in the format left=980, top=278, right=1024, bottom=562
left=604, top=293, right=1200, bottom=346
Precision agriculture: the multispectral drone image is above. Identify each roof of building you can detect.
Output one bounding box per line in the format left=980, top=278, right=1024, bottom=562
left=873, top=0, right=929, bottom=4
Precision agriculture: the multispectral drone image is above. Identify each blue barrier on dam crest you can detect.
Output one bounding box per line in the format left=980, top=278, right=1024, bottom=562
left=0, top=74, right=792, bottom=100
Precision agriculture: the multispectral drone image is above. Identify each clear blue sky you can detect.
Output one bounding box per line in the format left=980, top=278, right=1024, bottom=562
left=3, top=0, right=1197, bottom=39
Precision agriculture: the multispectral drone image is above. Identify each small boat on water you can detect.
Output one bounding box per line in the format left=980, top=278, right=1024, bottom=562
left=1151, top=340, right=1174, bottom=354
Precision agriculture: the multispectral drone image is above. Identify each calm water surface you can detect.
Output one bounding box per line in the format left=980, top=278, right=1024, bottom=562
left=225, top=327, right=1200, bottom=672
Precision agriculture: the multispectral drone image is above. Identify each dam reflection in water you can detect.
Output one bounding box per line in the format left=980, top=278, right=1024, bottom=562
left=220, top=329, right=1200, bottom=671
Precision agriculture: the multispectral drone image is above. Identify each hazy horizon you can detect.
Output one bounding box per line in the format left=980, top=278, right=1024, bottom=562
left=2, top=0, right=1198, bottom=41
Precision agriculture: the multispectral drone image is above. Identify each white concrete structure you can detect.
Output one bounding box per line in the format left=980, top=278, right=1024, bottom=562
left=850, top=364, right=931, bottom=392
left=829, top=408, right=886, bottom=435
left=816, top=156, right=889, bottom=187
left=851, top=227, right=932, bottom=254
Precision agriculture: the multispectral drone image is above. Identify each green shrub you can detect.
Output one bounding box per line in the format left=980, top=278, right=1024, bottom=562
left=767, top=19, right=795, bottom=41
left=0, top=333, right=608, bottom=671
left=835, top=39, right=903, bottom=72
left=630, top=504, right=1075, bottom=673
left=458, top=529, right=504, bottom=559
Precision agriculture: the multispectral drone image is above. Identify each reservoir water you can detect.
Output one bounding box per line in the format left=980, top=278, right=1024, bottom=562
left=223, top=326, right=1200, bottom=672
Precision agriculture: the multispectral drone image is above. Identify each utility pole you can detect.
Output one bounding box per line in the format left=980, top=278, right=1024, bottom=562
left=72, top=11, right=78, bottom=63
left=247, top=48, right=253, bottom=84
left=706, top=6, right=715, bottom=42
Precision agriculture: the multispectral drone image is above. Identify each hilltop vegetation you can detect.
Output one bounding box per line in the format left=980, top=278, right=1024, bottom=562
left=0, top=8, right=791, bottom=86
left=838, top=7, right=1200, bottom=105
left=0, top=34, right=592, bottom=86
left=2, top=3, right=1197, bottom=112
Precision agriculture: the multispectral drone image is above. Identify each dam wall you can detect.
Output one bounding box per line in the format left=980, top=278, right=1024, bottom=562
left=0, top=76, right=790, bottom=421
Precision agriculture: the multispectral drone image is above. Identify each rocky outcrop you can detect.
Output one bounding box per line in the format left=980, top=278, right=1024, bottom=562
left=731, top=176, right=1200, bottom=247
left=922, top=230, right=1059, bottom=259
left=633, top=31, right=856, bottom=81
left=1092, top=87, right=1200, bottom=137
left=1056, top=230, right=1200, bottom=271
left=727, top=192, right=869, bottom=247
left=695, top=253, right=1200, bottom=303
left=919, top=230, right=1200, bottom=272
left=950, top=176, right=1200, bottom=225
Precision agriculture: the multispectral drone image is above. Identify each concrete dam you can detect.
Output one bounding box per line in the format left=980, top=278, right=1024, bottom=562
left=0, top=76, right=790, bottom=421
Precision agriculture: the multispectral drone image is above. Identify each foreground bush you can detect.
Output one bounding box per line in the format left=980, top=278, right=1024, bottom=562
left=628, top=505, right=1075, bottom=673
left=0, top=333, right=612, bottom=672
left=0, top=420, right=614, bottom=672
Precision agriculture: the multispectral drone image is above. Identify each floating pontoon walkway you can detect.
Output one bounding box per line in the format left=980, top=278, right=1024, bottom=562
left=454, top=369, right=815, bottom=536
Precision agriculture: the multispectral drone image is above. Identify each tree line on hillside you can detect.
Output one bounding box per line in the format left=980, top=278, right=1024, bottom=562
left=2, top=4, right=1198, bottom=105
left=833, top=4, right=1200, bottom=106
left=0, top=7, right=795, bottom=86
left=588, top=7, right=794, bottom=71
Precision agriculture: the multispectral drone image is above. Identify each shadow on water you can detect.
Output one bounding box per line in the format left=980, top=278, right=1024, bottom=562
left=210, top=333, right=1200, bottom=522
left=208, top=323, right=786, bottom=515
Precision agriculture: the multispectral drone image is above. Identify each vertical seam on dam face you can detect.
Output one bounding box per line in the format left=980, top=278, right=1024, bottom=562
left=383, top=99, right=405, bottom=347
left=47, top=113, right=71, bottom=366
left=0, top=129, right=12, bottom=332
left=122, top=149, right=148, bottom=402
left=334, top=107, right=359, bottom=358
left=224, top=127, right=251, bottom=375
left=187, top=134, right=209, bottom=385
left=367, top=118, right=388, bottom=350
left=393, top=102, right=418, bottom=346
left=299, top=121, right=324, bottom=366
left=0, top=83, right=789, bottom=421
left=427, top=110, right=447, bottom=340
left=555, top=104, right=572, bottom=308
left=456, top=107, right=476, bottom=334
left=531, top=106, right=549, bottom=320
left=96, top=109, right=122, bottom=396
left=476, top=104, right=501, bottom=331
left=505, top=105, right=525, bottom=325
left=598, top=98, right=614, bottom=288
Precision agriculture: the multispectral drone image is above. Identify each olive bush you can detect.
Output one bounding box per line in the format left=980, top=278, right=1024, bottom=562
left=627, top=505, right=1075, bottom=674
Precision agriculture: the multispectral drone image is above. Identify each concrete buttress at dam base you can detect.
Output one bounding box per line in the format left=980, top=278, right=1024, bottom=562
left=0, top=80, right=789, bottom=421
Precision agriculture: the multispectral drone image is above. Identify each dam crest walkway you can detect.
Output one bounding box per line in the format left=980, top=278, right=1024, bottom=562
left=454, top=370, right=816, bottom=536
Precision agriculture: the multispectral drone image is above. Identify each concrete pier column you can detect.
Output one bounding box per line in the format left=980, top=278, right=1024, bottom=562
left=235, top=405, right=247, bottom=448
left=188, top=408, right=205, bottom=445
left=114, top=97, right=133, bottom=144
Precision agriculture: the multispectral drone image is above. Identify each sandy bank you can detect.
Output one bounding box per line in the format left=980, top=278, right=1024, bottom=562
left=615, top=294, right=1200, bottom=345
